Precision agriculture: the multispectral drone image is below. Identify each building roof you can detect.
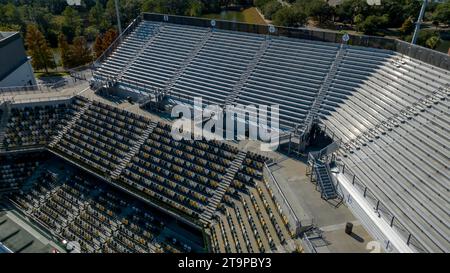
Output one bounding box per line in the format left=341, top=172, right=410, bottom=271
left=0, top=32, right=18, bottom=42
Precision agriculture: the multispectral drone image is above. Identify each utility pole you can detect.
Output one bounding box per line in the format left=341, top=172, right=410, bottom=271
left=411, top=0, right=428, bottom=45
left=114, top=0, right=123, bottom=39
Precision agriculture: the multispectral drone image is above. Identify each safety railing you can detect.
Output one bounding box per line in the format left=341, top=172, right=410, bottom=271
left=263, top=162, right=303, bottom=236
left=337, top=160, right=426, bottom=252
left=94, top=16, right=143, bottom=67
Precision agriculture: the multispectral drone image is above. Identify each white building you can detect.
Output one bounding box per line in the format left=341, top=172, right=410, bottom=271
left=0, top=32, right=37, bottom=88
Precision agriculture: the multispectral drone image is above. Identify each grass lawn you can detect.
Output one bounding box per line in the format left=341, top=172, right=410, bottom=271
left=202, top=7, right=267, bottom=25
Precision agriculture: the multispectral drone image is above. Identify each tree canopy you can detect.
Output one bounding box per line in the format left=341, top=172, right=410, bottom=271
left=25, top=24, right=56, bottom=73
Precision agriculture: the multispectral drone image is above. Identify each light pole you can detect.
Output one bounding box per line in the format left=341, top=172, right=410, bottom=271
left=411, top=0, right=428, bottom=45
left=114, top=0, right=123, bottom=39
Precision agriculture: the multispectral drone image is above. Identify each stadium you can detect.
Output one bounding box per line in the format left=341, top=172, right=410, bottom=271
left=0, top=12, right=449, bottom=254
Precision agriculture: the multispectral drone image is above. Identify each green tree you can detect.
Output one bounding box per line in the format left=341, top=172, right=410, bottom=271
left=425, top=35, right=441, bottom=49
left=85, top=26, right=100, bottom=42
left=336, top=0, right=369, bottom=25
left=27, top=6, right=59, bottom=46
left=186, top=0, right=203, bottom=17
left=61, top=6, right=82, bottom=42
left=58, top=33, right=72, bottom=68
left=25, top=24, right=56, bottom=73
left=273, top=6, right=308, bottom=27
left=140, top=0, right=191, bottom=15
left=254, top=0, right=272, bottom=10
left=262, top=0, right=281, bottom=20
left=400, top=16, right=414, bottom=35
left=354, top=14, right=364, bottom=32
left=433, top=0, right=450, bottom=25
left=71, top=36, right=93, bottom=67
left=2, top=3, right=23, bottom=26
left=106, top=0, right=119, bottom=25
left=121, top=0, right=142, bottom=23
left=357, top=14, right=389, bottom=35
left=301, top=0, right=334, bottom=24
left=89, top=0, right=109, bottom=32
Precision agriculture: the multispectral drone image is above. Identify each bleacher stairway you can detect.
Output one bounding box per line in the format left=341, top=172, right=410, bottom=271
left=111, top=121, right=158, bottom=180
left=301, top=44, right=346, bottom=136
left=114, top=23, right=164, bottom=86
left=224, top=37, right=271, bottom=106
left=164, top=29, right=213, bottom=95
left=314, top=162, right=337, bottom=200
left=48, top=101, right=93, bottom=148
left=200, top=151, right=247, bottom=225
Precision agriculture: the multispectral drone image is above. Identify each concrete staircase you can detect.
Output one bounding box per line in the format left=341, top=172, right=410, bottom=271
left=48, top=100, right=92, bottom=148
left=200, top=151, right=247, bottom=225
left=224, top=38, right=271, bottom=106
left=111, top=121, right=158, bottom=180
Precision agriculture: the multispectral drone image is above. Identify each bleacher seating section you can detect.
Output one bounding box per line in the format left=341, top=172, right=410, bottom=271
left=94, top=21, right=162, bottom=83
left=211, top=152, right=294, bottom=253
left=0, top=17, right=449, bottom=252
left=236, top=38, right=338, bottom=129
left=1, top=96, right=294, bottom=253
left=0, top=154, right=45, bottom=193
left=119, top=122, right=239, bottom=219
left=9, top=170, right=203, bottom=253
left=52, top=97, right=151, bottom=176
left=90, top=19, right=449, bottom=253
left=320, top=47, right=450, bottom=144
left=1, top=104, right=70, bottom=150
left=340, top=97, right=449, bottom=253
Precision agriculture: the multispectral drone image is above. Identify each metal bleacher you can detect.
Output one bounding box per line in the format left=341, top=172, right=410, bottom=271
left=339, top=88, right=449, bottom=253
left=319, top=46, right=450, bottom=144
left=235, top=37, right=338, bottom=130
left=90, top=16, right=450, bottom=253
left=94, top=21, right=161, bottom=84
left=92, top=19, right=339, bottom=130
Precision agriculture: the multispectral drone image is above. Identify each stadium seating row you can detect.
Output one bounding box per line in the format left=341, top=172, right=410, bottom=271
left=0, top=155, right=43, bottom=192
left=119, top=122, right=240, bottom=218
left=320, top=47, right=450, bottom=143
left=340, top=98, right=449, bottom=253
left=10, top=170, right=199, bottom=253
left=210, top=152, right=293, bottom=253
left=53, top=98, right=150, bottom=176
left=2, top=104, right=70, bottom=150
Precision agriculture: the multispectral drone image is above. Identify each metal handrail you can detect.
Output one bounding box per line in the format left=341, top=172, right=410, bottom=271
left=263, top=162, right=300, bottom=234
left=94, top=16, right=143, bottom=67
left=337, top=160, right=427, bottom=252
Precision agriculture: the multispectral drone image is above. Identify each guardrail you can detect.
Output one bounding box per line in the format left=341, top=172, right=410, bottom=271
left=94, top=17, right=143, bottom=67
left=0, top=77, right=84, bottom=96
left=302, top=235, right=317, bottom=253
left=68, top=63, right=94, bottom=80
left=0, top=94, right=74, bottom=105
left=309, top=139, right=341, bottom=164
left=263, top=162, right=303, bottom=236
left=337, top=160, right=426, bottom=252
